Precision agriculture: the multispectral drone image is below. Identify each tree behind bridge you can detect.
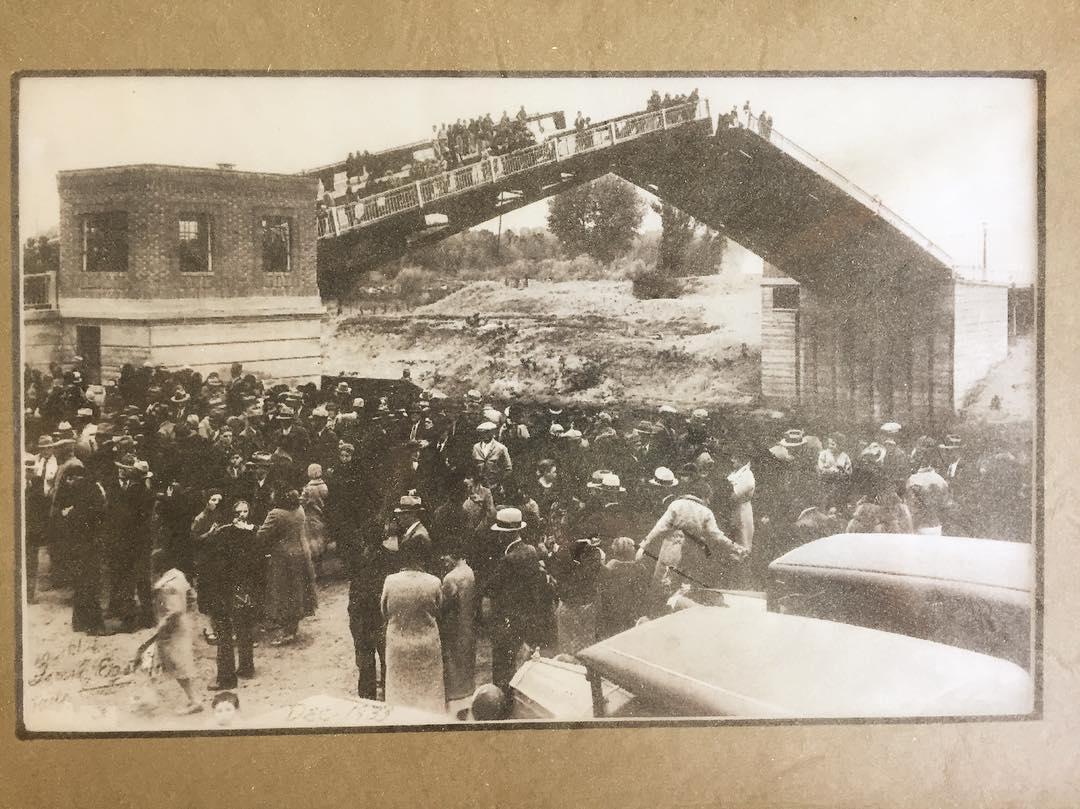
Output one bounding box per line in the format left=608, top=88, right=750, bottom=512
left=546, top=174, right=644, bottom=265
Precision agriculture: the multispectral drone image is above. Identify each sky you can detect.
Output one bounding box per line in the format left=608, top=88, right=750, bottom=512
left=17, top=75, right=1038, bottom=283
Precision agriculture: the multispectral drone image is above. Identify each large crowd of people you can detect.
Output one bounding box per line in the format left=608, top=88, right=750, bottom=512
left=22, top=358, right=1027, bottom=718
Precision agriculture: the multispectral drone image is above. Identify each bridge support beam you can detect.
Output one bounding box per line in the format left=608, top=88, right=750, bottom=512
left=762, top=269, right=959, bottom=429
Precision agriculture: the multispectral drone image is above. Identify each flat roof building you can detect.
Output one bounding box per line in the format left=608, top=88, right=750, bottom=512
left=24, top=164, right=323, bottom=384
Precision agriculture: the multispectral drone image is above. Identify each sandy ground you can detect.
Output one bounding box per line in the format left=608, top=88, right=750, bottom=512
left=961, top=335, right=1035, bottom=425
left=21, top=557, right=493, bottom=732
left=325, top=275, right=762, bottom=408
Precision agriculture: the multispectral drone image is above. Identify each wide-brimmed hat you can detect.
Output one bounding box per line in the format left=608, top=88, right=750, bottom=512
left=599, top=473, right=625, bottom=493
left=36, top=435, right=54, bottom=449
left=690, top=408, right=709, bottom=421
left=205, top=372, right=223, bottom=386
left=351, top=397, right=365, bottom=409
left=170, top=387, right=190, bottom=405
left=477, top=421, right=497, bottom=432
left=128, top=460, right=154, bottom=479
left=780, top=428, right=807, bottom=448
left=114, top=452, right=138, bottom=470
left=393, top=494, right=424, bottom=514
left=586, top=469, right=615, bottom=489
left=860, top=442, right=887, bottom=464
left=246, top=451, right=273, bottom=467
left=562, top=428, right=582, bottom=440
left=880, top=422, right=902, bottom=435
left=335, top=381, right=352, bottom=394
left=635, top=420, right=661, bottom=435
left=275, top=406, right=296, bottom=421
left=466, top=389, right=482, bottom=402
left=939, top=434, right=962, bottom=450
left=658, top=404, right=678, bottom=416
left=491, top=507, right=526, bottom=532
left=648, top=467, right=679, bottom=487
left=311, top=405, right=329, bottom=419
left=548, top=423, right=565, bottom=436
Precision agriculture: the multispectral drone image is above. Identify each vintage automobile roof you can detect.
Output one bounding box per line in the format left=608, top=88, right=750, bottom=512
left=769, top=533, right=1032, bottom=593
left=576, top=607, right=1033, bottom=718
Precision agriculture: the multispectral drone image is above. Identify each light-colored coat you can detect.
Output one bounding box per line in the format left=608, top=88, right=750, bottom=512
left=381, top=569, right=446, bottom=713
left=641, top=495, right=742, bottom=590
left=440, top=559, right=477, bottom=701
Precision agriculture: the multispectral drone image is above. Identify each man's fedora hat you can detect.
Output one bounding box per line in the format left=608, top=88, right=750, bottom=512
left=128, top=459, right=154, bottom=479
left=648, top=467, right=679, bottom=487
left=477, top=421, right=497, bottom=432
left=880, top=422, right=902, bottom=435
left=939, top=434, right=962, bottom=450
left=170, top=387, right=191, bottom=405
left=599, top=473, right=625, bottom=493
left=246, top=451, right=273, bottom=467
left=780, top=429, right=807, bottom=448
left=393, top=494, right=424, bottom=514
left=586, top=469, right=615, bottom=489
left=491, top=507, right=526, bottom=532
left=114, top=452, right=138, bottom=470
left=335, top=381, right=352, bottom=394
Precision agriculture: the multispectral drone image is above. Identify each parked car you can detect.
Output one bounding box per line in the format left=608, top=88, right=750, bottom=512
left=509, top=606, right=1033, bottom=720
left=765, top=533, right=1032, bottom=669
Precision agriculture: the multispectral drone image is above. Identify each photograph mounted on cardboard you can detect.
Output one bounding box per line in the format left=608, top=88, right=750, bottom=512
left=15, top=73, right=1039, bottom=734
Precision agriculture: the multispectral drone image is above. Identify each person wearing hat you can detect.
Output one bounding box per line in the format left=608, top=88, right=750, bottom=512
left=574, top=473, right=632, bottom=549
left=639, top=486, right=749, bottom=600
left=50, top=461, right=110, bottom=633
left=307, top=405, right=340, bottom=474
left=241, top=451, right=276, bottom=531
left=438, top=543, right=477, bottom=705
left=482, top=507, right=557, bottom=688
left=259, top=489, right=317, bottom=646
left=385, top=494, right=431, bottom=559
left=547, top=533, right=605, bottom=657
left=24, top=438, right=55, bottom=604
left=272, top=405, right=310, bottom=462
left=380, top=526, right=446, bottom=714
left=650, top=404, right=682, bottom=469
left=105, top=455, right=157, bottom=632
left=169, top=386, right=192, bottom=421
left=905, top=460, right=950, bottom=536
left=472, top=421, right=512, bottom=490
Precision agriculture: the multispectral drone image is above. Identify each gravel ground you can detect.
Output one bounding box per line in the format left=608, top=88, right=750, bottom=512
left=21, top=557, right=494, bottom=732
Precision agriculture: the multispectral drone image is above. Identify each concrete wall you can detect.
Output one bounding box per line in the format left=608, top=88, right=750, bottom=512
left=953, top=280, right=1009, bottom=409
left=22, top=312, right=64, bottom=370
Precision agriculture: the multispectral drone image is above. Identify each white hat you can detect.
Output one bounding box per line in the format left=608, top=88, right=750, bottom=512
left=659, top=404, right=678, bottom=415
left=477, top=421, right=497, bottom=432
left=563, top=428, right=582, bottom=440
left=880, top=422, right=902, bottom=434
left=491, top=507, right=526, bottom=532
left=549, top=423, right=565, bottom=436
left=600, top=473, right=625, bottom=493
left=466, top=389, right=482, bottom=401
left=311, top=405, right=329, bottom=418
left=649, top=467, right=679, bottom=487
left=690, top=408, right=708, bottom=420
left=351, top=397, right=365, bottom=408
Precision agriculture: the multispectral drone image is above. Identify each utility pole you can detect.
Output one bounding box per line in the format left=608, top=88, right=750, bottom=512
left=981, top=221, right=988, bottom=281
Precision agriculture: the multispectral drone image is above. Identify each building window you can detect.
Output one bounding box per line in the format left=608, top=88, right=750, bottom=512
left=772, top=285, right=800, bottom=310
left=81, top=212, right=128, bottom=272
left=259, top=215, right=292, bottom=273
left=178, top=213, right=212, bottom=273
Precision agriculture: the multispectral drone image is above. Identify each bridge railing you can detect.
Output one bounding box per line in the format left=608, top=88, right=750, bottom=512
left=320, top=98, right=707, bottom=239
left=745, top=112, right=954, bottom=267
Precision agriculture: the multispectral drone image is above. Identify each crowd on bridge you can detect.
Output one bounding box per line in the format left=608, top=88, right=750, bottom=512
left=432, top=106, right=539, bottom=170
left=22, top=358, right=1028, bottom=718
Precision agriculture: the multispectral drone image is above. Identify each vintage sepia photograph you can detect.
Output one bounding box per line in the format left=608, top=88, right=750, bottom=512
left=15, top=73, right=1040, bottom=734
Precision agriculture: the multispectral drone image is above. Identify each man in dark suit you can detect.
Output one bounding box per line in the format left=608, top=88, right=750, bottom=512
left=105, top=455, right=157, bottom=632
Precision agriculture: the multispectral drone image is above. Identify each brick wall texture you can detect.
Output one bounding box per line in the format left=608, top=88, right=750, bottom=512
left=57, top=165, right=318, bottom=300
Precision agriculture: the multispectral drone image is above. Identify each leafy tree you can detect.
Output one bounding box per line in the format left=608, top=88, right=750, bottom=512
left=23, top=235, right=59, bottom=276
left=654, top=202, right=695, bottom=276
left=547, top=174, right=644, bottom=265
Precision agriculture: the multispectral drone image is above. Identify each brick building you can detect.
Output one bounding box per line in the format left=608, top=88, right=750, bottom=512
left=23, top=164, right=323, bottom=383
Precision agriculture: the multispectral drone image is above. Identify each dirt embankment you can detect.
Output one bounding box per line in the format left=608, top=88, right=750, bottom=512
left=325, top=275, right=763, bottom=409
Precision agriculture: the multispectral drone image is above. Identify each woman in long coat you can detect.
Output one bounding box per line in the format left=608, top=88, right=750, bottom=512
left=300, top=464, right=329, bottom=574
left=381, top=535, right=446, bottom=714
left=439, top=551, right=476, bottom=702
left=258, top=489, right=317, bottom=645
